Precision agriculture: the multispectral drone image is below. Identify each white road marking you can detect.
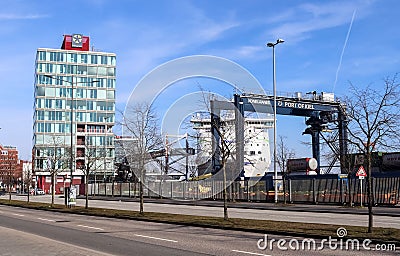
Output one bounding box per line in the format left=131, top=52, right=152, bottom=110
left=38, top=218, right=56, bottom=222
left=232, top=250, right=271, bottom=256
left=13, top=213, right=24, bottom=217
left=77, top=224, right=104, bottom=231
left=134, top=234, right=178, bottom=243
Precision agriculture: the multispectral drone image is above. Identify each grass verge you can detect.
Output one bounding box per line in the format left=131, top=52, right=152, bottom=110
left=1, top=198, right=399, bottom=246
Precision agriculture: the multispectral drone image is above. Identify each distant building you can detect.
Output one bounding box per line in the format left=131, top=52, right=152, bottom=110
left=21, top=160, right=33, bottom=192
left=0, top=145, right=21, bottom=190
left=32, top=34, right=116, bottom=194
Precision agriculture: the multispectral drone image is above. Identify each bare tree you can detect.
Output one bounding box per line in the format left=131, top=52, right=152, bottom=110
left=344, top=74, right=400, bottom=233
left=276, top=135, right=295, bottom=204
left=79, top=137, right=106, bottom=209
left=6, top=159, right=17, bottom=201
left=45, top=136, right=69, bottom=207
left=23, top=164, right=34, bottom=203
left=122, top=102, right=162, bottom=214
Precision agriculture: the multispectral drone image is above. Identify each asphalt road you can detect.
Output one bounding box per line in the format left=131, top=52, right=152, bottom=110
left=14, top=194, right=400, bottom=229
left=0, top=205, right=398, bottom=256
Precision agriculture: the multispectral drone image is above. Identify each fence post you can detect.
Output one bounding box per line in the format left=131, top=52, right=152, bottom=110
left=183, top=182, right=186, bottom=199
left=147, top=180, right=150, bottom=198
left=212, top=180, right=215, bottom=200
left=159, top=181, right=162, bottom=199
left=246, top=180, right=250, bottom=202
left=196, top=181, right=199, bottom=200
left=171, top=181, right=173, bottom=199
left=339, top=178, right=343, bottom=205
left=313, top=178, right=317, bottom=204
left=265, top=179, right=268, bottom=202
left=111, top=180, right=114, bottom=197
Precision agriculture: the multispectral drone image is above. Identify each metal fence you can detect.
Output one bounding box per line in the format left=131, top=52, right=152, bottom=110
left=87, top=174, right=400, bottom=206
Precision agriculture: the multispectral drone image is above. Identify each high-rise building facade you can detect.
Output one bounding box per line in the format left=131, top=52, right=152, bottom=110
left=33, top=34, right=116, bottom=193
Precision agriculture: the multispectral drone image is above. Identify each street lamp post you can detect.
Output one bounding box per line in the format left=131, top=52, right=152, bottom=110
left=44, top=75, right=98, bottom=188
left=70, top=76, right=75, bottom=185
left=103, top=117, right=109, bottom=182
left=45, top=75, right=76, bottom=186
left=267, top=38, right=284, bottom=204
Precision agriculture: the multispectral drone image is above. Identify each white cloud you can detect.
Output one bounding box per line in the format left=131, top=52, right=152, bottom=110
left=266, top=1, right=372, bottom=43
left=0, top=13, right=48, bottom=20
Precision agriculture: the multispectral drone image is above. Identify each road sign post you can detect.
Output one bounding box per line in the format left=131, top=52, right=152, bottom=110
left=356, top=166, right=367, bottom=207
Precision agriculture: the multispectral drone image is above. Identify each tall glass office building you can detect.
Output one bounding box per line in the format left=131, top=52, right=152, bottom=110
left=33, top=34, right=116, bottom=193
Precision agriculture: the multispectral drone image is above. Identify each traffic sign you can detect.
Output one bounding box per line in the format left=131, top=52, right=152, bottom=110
left=356, top=166, right=367, bottom=177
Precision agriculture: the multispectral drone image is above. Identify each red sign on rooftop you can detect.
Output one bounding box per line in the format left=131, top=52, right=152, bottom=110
left=61, top=34, right=90, bottom=51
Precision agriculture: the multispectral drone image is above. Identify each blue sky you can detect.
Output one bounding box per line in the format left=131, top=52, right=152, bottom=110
left=0, top=0, right=399, bottom=161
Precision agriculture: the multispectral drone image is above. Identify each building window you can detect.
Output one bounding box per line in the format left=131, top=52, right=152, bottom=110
left=37, top=123, right=44, bottom=132
left=98, top=67, right=107, bottom=76
left=90, top=55, right=98, bottom=64
left=50, top=52, right=56, bottom=61
left=55, top=76, right=64, bottom=85
left=37, top=111, right=45, bottom=120
left=97, top=78, right=105, bottom=88
left=44, top=123, right=52, bottom=132
left=87, top=101, right=94, bottom=110
left=38, top=51, right=47, bottom=61
left=107, top=91, right=114, bottom=99
left=45, top=63, right=53, bottom=73
left=55, top=112, right=63, bottom=121
left=76, top=112, right=85, bottom=122
left=97, top=90, right=106, bottom=99
left=36, top=99, right=43, bottom=108
left=76, top=88, right=85, bottom=98
left=107, top=67, right=115, bottom=76
left=55, top=99, right=63, bottom=109
left=57, top=123, right=65, bottom=133
left=67, top=53, right=78, bottom=63
left=107, top=79, right=115, bottom=88
left=45, top=88, right=56, bottom=97
left=101, top=55, right=107, bottom=65
left=109, top=56, right=116, bottom=65
left=45, top=99, right=53, bottom=108
left=77, top=65, right=87, bottom=75
left=80, top=54, right=88, bottom=63
left=89, top=90, right=97, bottom=98
left=89, top=113, right=97, bottom=122
left=66, top=65, right=77, bottom=74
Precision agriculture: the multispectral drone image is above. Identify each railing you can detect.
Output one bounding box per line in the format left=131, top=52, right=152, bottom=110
left=87, top=175, right=400, bottom=206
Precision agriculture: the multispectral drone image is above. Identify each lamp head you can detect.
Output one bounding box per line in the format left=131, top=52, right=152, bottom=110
left=277, top=38, right=285, bottom=44
left=266, top=42, right=274, bottom=47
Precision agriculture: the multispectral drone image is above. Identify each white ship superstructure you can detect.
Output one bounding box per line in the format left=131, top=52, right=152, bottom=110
left=191, top=114, right=273, bottom=177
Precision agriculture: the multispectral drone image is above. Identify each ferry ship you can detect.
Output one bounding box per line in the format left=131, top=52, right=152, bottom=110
left=191, top=114, right=273, bottom=178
